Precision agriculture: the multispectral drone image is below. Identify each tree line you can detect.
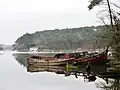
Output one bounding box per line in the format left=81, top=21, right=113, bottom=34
left=13, top=25, right=108, bottom=51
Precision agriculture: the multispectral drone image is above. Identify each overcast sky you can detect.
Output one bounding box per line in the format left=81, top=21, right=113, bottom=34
left=1, top=0, right=102, bottom=45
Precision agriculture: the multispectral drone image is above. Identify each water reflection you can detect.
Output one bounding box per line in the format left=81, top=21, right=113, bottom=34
left=13, top=54, right=105, bottom=82
left=14, top=53, right=98, bottom=82
left=0, top=53, right=98, bottom=90
left=13, top=53, right=120, bottom=90
left=13, top=54, right=29, bottom=67
left=27, top=62, right=98, bottom=82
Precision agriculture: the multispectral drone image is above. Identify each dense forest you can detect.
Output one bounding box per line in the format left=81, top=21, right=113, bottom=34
left=13, top=25, right=109, bottom=51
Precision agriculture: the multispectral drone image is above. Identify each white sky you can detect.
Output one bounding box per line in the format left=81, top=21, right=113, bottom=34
left=0, top=0, right=102, bottom=45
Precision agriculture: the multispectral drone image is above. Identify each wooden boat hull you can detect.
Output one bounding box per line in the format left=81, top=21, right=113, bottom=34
left=28, top=47, right=109, bottom=66
left=28, top=58, right=74, bottom=66
left=27, top=65, right=66, bottom=72
left=74, top=47, right=108, bottom=64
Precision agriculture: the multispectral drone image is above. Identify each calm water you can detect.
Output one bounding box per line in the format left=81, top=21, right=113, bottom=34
left=0, top=52, right=106, bottom=90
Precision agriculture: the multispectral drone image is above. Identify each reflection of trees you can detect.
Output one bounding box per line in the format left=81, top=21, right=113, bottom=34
left=14, top=54, right=29, bottom=68
left=95, top=78, right=120, bottom=90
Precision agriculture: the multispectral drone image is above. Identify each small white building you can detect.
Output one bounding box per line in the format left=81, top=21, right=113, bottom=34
left=29, top=47, right=38, bottom=52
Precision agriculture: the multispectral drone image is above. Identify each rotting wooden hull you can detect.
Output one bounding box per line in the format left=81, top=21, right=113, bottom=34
left=28, top=57, right=74, bottom=66
left=74, top=47, right=108, bottom=64
left=27, top=65, right=66, bottom=72
left=28, top=47, right=109, bottom=66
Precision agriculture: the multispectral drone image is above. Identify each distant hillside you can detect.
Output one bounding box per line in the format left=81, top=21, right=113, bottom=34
left=13, top=25, right=109, bottom=51
left=0, top=44, right=13, bottom=51
left=3, top=45, right=13, bottom=51
left=0, top=44, right=4, bottom=50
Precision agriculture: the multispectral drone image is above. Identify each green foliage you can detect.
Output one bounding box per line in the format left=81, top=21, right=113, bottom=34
left=13, top=26, right=108, bottom=51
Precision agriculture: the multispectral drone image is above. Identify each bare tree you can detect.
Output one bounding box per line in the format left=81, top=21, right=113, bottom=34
left=88, top=0, right=114, bottom=30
